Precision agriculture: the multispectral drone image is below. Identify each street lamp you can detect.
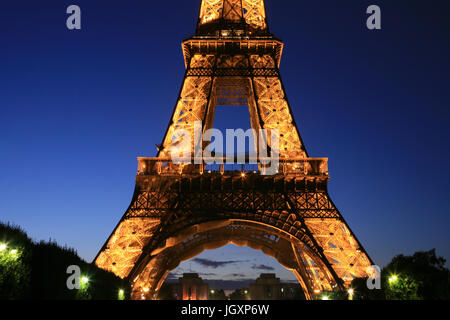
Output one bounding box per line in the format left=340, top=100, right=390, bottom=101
left=388, top=275, right=398, bottom=284
left=348, top=288, right=354, bottom=300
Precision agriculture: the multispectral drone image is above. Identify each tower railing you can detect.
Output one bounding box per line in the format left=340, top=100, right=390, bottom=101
left=137, top=157, right=328, bottom=177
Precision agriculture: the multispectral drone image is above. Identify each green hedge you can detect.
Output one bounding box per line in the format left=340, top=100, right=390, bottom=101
left=0, top=222, right=129, bottom=300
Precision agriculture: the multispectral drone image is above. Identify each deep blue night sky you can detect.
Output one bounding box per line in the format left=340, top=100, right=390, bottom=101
left=1, top=0, right=449, bottom=284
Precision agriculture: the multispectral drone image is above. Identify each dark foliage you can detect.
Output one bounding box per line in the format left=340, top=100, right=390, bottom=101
left=319, top=290, right=348, bottom=300
left=229, top=288, right=249, bottom=300
left=157, top=282, right=177, bottom=300
left=351, top=249, right=450, bottom=300
left=351, top=277, right=385, bottom=300
left=383, top=249, right=450, bottom=300
left=1, top=222, right=129, bottom=300
left=282, top=286, right=306, bottom=300
left=0, top=223, right=33, bottom=299
left=209, top=289, right=227, bottom=300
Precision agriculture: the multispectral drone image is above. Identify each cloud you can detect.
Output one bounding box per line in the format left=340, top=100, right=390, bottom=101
left=251, top=264, right=275, bottom=271
left=166, top=273, right=180, bottom=281
left=231, top=273, right=246, bottom=277
left=192, top=258, right=247, bottom=269
left=166, top=271, right=217, bottom=282
left=198, top=272, right=218, bottom=277
left=206, top=279, right=255, bottom=291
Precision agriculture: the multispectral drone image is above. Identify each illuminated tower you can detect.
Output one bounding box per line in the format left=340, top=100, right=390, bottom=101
left=95, top=0, right=374, bottom=300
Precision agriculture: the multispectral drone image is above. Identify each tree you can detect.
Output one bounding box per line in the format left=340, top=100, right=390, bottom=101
left=209, top=289, right=227, bottom=300
left=1, top=222, right=129, bottom=300
left=385, top=275, right=420, bottom=300
left=157, top=283, right=176, bottom=300
left=351, top=249, right=450, bottom=300
left=229, top=288, right=249, bottom=300
left=0, top=223, right=32, bottom=300
left=351, top=277, right=385, bottom=300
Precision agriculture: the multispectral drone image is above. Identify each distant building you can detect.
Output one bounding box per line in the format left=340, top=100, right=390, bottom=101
left=250, top=274, right=304, bottom=300
left=250, top=274, right=281, bottom=300
left=172, top=273, right=209, bottom=300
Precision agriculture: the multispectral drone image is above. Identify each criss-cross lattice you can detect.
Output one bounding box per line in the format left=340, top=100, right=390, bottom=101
left=94, top=0, right=374, bottom=301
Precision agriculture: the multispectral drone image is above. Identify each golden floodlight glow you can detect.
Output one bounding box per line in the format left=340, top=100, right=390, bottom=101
left=93, top=0, right=374, bottom=301
left=389, top=275, right=398, bottom=283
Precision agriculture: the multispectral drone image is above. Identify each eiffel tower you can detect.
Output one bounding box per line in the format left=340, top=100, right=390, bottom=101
left=95, top=0, right=374, bottom=300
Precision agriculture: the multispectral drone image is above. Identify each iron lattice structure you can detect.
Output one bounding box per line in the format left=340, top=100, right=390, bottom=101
left=95, top=0, right=374, bottom=300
